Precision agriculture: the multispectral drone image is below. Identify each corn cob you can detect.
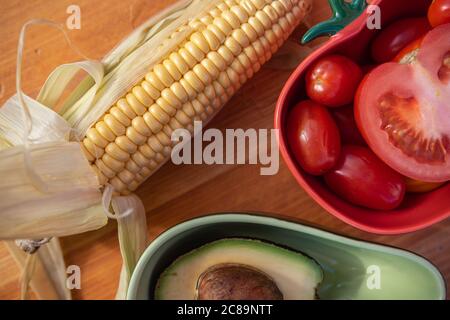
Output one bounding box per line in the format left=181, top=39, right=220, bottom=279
left=81, top=0, right=312, bottom=195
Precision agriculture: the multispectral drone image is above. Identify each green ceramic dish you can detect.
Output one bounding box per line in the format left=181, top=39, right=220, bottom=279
left=127, top=214, right=446, bottom=300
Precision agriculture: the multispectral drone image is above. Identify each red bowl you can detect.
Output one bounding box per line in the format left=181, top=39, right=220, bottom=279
left=275, top=0, right=450, bottom=234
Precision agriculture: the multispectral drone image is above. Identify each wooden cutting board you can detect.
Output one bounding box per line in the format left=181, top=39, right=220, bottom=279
left=0, top=0, right=448, bottom=299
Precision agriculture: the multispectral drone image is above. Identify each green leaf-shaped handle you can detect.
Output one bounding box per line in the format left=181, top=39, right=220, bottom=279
left=302, top=0, right=367, bottom=44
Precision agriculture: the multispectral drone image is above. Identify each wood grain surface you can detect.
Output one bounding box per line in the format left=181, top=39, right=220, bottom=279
left=0, top=0, right=448, bottom=300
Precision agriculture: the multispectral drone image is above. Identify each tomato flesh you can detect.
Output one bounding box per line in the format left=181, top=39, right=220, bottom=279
left=287, top=100, right=341, bottom=175
left=306, top=55, right=363, bottom=108
left=355, top=25, right=450, bottom=182
left=438, top=51, right=450, bottom=83
left=428, top=0, right=450, bottom=27
left=371, top=17, right=431, bottom=63
left=324, top=146, right=406, bottom=210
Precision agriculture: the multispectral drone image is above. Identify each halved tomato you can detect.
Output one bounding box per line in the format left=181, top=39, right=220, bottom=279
left=355, top=24, right=450, bottom=182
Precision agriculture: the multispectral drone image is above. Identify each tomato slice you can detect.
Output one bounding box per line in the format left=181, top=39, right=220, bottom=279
left=355, top=24, right=450, bottom=182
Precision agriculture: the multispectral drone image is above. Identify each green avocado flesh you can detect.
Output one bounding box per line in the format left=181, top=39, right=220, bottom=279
left=155, top=238, right=323, bottom=300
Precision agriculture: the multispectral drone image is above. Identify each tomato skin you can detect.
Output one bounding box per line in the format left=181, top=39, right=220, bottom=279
left=306, top=55, right=363, bottom=108
left=394, top=36, right=425, bottom=62
left=428, top=0, right=450, bottom=27
left=324, top=146, right=406, bottom=210
left=287, top=100, right=341, bottom=175
left=332, top=105, right=366, bottom=146
left=361, top=64, right=377, bottom=74
left=405, top=177, right=446, bottom=193
left=371, top=17, right=431, bottom=63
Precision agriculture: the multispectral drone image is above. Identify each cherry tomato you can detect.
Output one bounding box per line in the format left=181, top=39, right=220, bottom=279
left=394, top=36, right=425, bottom=63
left=287, top=100, right=341, bottom=175
left=305, top=55, right=363, bottom=108
left=324, top=146, right=406, bottom=210
left=361, top=64, right=377, bottom=74
left=371, top=17, right=431, bottom=63
left=405, top=177, right=446, bottom=193
left=428, top=0, right=450, bottom=27
left=355, top=25, right=450, bottom=182
left=332, top=105, right=366, bottom=146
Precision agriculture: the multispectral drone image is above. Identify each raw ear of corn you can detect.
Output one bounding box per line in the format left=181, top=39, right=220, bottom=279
left=77, top=0, right=312, bottom=195
left=0, top=0, right=312, bottom=300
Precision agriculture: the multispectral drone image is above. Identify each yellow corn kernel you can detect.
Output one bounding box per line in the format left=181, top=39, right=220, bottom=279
left=81, top=0, right=310, bottom=195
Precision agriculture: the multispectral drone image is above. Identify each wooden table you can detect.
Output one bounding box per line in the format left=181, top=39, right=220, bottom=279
left=0, top=0, right=448, bottom=300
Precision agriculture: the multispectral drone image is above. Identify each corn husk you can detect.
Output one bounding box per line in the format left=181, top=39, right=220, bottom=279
left=112, top=195, right=148, bottom=299
left=0, top=93, right=103, bottom=298
left=0, top=0, right=221, bottom=300
left=6, top=238, right=71, bottom=300
left=0, top=0, right=314, bottom=299
left=0, top=94, right=106, bottom=239
left=61, top=0, right=221, bottom=137
left=0, top=142, right=107, bottom=239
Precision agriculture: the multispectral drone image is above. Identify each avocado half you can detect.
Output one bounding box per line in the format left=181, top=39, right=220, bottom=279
left=154, top=238, right=323, bottom=300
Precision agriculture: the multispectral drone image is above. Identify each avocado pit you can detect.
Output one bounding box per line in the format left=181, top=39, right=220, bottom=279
left=196, top=263, right=283, bottom=300
left=154, top=238, right=323, bottom=300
